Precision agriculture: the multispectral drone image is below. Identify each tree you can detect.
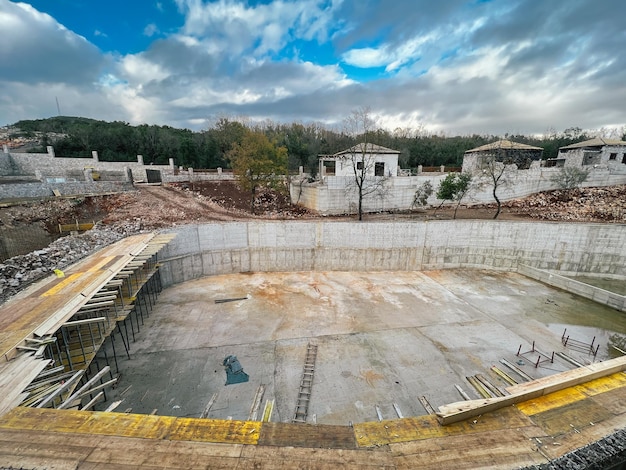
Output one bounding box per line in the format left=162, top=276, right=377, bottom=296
left=412, top=180, right=433, bottom=209
left=227, top=131, right=288, bottom=213
left=435, top=173, right=472, bottom=218
left=342, top=107, right=389, bottom=220
left=480, top=156, right=515, bottom=219
left=551, top=166, right=589, bottom=189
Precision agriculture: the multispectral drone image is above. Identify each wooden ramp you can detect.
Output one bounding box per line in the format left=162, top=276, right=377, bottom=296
left=0, top=233, right=175, bottom=415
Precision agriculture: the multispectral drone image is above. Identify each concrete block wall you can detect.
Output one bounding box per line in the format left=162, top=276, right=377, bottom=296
left=3, top=151, right=171, bottom=181
left=519, top=265, right=626, bottom=312
left=157, top=220, right=626, bottom=288
left=0, top=180, right=135, bottom=199
left=294, top=168, right=626, bottom=214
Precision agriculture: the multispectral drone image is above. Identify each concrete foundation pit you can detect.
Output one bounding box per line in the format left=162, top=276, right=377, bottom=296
left=100, top=269, right=626, bottom=424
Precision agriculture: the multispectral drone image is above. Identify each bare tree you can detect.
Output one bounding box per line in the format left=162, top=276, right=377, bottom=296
left=551, top=166, right=589, bottom=189
left=342, top=107, right=390, bottom=220
left=481, top=156, right=515, bottom=219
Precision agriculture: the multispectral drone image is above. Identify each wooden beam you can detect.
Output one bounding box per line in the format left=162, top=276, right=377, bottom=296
left=63, top=317, right=107, bottom=327
left=437, top=356, right=626, bottom=425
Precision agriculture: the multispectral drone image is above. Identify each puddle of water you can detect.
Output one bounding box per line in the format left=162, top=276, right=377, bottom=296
left=527, top=293, right=626, bottom=361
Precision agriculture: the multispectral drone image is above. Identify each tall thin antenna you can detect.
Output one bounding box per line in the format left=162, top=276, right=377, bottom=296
left=55, top=96, right=61, bottom=116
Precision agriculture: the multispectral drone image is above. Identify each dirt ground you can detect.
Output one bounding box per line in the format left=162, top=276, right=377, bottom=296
left=0, top=181, right=624, bottom=233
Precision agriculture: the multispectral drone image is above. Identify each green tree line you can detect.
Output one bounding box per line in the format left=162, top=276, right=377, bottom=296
left=12, top=116, right=601, bottom=174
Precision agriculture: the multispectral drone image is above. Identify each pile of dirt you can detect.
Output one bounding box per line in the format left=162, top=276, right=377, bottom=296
left=171, top=181, right=312, bottom=218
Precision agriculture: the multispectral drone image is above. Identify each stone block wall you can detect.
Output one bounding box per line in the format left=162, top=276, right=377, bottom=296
left=157, top=220, right=626, bottom=288
left=1, top=149, right=172, bottom=181
left=0, top=180, right=135, bottom=199
left=293, top=167, right=626, bottom=214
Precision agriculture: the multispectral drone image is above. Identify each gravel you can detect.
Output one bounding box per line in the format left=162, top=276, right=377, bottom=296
left=0, top=221, right=144, bottom=304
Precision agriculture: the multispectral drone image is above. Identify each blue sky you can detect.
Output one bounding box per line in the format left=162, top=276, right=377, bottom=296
left=1, top=0, right=625, bottom=136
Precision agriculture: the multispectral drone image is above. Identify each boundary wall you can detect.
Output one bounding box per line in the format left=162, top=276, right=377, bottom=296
left=293, top=167, right=626, bottom=215
left=157, top=220, right=626, bottom=288
left=519, top=265, right=626, bottom=312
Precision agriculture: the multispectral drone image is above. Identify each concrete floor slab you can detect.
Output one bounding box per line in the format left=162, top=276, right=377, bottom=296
left=101, top=270, right=626, bottom=426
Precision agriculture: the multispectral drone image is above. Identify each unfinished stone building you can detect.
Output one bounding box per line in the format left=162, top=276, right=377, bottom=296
left=461, top=139, right=544, bottom=172
left=555, top=137, right=626, bottom=168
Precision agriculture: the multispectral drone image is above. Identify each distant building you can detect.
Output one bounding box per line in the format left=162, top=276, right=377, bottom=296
left=462, top=139, right=543, bottom=172
left=318, top=143, right=400, bottom=178
left=554, top=137, right=626, bottom=169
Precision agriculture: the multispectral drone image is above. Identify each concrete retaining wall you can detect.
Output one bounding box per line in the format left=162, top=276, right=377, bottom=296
left=157, top=220, right=626, bottom=288
left=519, top=265, right=626, bottom=312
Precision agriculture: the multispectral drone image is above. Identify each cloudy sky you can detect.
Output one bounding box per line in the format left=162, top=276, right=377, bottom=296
left=1, top=0, right=624, bottom=135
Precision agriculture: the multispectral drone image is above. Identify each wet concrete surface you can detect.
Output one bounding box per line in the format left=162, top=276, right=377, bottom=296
left=569, top=275, right=626, bottom=296
left=100, top=270, right=626, bottom=425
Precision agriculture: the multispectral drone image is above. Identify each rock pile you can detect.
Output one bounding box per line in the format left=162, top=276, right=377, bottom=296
left=0, top=221, right=144, bottom=304
left=504, top=185, right=626, bottom=222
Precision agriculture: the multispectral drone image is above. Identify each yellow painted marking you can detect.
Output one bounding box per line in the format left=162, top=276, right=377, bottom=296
left=516, top=373, right=626, bottom=417
left=0, top=408, right=259, bottom=445
left=41, top=273, right=83, bottom=296
left=574, top=372, right=626, bottom=397
left=516, top=388, right=587, bottom=416
left=169, top=417, right=260, bottom=445
left=83, top=412, right=176, bottom=439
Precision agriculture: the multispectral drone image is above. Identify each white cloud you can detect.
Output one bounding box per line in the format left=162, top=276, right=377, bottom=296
left=144, top=23, right=159, bottom=37
left=1, top=0, right=625, bottom=135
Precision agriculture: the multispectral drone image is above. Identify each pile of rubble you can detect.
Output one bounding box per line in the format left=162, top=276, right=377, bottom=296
left=0, top=221, right=143, bottom=304
left=491, top=185, right=626, bottom=223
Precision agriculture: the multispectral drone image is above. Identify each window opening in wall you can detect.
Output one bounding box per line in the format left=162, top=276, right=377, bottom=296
left=609, top=153, right=617, bottom=160
left=622, top=154, right=626, bottom=164
left=583, top=151, right=601, bottom=165
left=375, top=162, right=385, bottom=176
left=356, top=161, right=363, bottom=170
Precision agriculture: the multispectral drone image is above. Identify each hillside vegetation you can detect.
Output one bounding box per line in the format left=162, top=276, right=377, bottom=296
left=8, top=117, right=610, bottom=175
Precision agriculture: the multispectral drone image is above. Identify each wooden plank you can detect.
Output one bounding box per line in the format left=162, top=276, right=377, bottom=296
left=258, top=422, right=357, bottom=449
left=389, top=427, right=546, bottom=469
left=200, top=393, right=218, bottom=419
left=530, top=399, right=614, bottom=436
left=0, top=355, right=50, bottom=416
left=437, top=356, right=626, bottom=425
left=168, top=417, right=260, bottom=445
left=240, top=444, right=391, bottom=469
left=63, top=317, right=107, bottom=327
